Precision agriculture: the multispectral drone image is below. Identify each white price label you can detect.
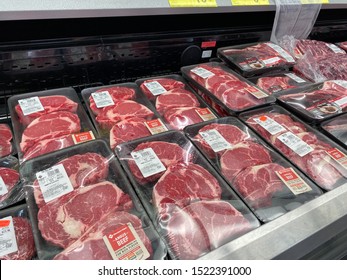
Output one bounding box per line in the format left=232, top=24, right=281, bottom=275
left=333, top=80, right=347, bottom=89
left=285, top=73, right=307, bottom=84
left=266, top=42, right=295, bottom=63
left=144, top=81, right=167, bottom=96
left=131, top=148, right=166, bottom=178
left=0, top=216, right=18, bottom=257
left=91, top=91, right=115, bottom=108
left=18, top=96, right=44, bottom=116
left=36, top=164, right=74, bottom=203
left=0, top=176, right=8, bottom=196
left=327, top=43, right=345, bottom=54
left=199, top=129, right=232, bottom=153
left=191, top=67, right=215, bottom=79
left=262, top=57, right=281, bottom=66
left=278, top=132, right=314, bottom=157
left=254, top=116, right=286, bottom=135
left=202, top=50, right=212, bottom=58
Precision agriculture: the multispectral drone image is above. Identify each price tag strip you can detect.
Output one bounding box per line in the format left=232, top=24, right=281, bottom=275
left=91, top=91, right=115, bottom=108
left=18, top=96, right=45, bottom=116
left=232, top=0, right=270, bottom=6
left=72, top=131, right=95, bottom=144
left=0, top=216, right=18, bottom=258
left=277, top=132, right=314, bottom=157
left=199, top=129, right=232, bottom=152
left=169, top=0, right=217, bottom=7
left=190, top=67, right=215, bottom=79
left=36, top=164, right=74, bottom=203
left=103, top=223, right=150, bottom=260
left=144, top=81, right=168, bottom=96
left=246, top=87, right=269, bottom=99
left=195, top=108, right=217, bottom=121
left=326, top=148, right=347, bottom=170
left=276, top=168, right=312, bottom=195
left=131, top=148, right=166, bottom=178
left=144, top=119, right=168, bottom=135
left=254, top=116, right=287, bottom=135
left=0, top=176, right=8, bottom=196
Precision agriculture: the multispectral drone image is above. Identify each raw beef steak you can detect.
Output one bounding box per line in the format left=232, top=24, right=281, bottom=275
left=233, top=163, right=285, bottom=208
left=110, top=117, right=151, bottom=150
left=54, top=212, right=152, bottom=260
left=89, top=86, right=136, bottom=115
left=155, top=88, right=200, bottom=115
left=0, top=124, right=12, bottom=142
left=339, top=42, right=347, bottom=51
left=96, top=100, right=154, bottom=129
left=22, top=135, right=75, bottom=162
left=220, top=140, right=273, bottom=181
left=257, top=76, right=298, bottom=94
left=140, top=78, right=186, bottom=100
left=15, top=95, right=78, bottom=126
left=164, top=106, right=205, bottom=130
left=0, top=168, right=19, bottom=204
left=38, top=181, right=133, bottom=248
left=195, top=123, right=248, bottom=158
left=34, top=152, right=109, bottom=208
left=20, top=111, right=81, bottom=153
left=128, top=141, right=190, bottom=185
left=0, top=217, right=35, bottom=260
left=153, top=162, right=222, bottom=211
left=0, top=139, right=12, bottom=158
left=164, top=200, right=251, bottom=260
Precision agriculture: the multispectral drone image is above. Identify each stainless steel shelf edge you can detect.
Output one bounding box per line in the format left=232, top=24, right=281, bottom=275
left=198, top=183, right=347, bottom=260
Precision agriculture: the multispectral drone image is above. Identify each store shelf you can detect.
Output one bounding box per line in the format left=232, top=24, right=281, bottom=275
left=1, top=0, right=347, bottom=21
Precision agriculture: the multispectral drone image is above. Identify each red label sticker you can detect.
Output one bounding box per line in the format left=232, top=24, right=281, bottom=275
left=276, top=168, right=312, bottom=195
left=246, top=87, right=268, bottom=99
left=326, top=148, right=347, bottom=169
left=195, top=108, right=217, bottom=121
left=201, top=41, right=216, bottom=48
left=0, top=220, right=10, bottom=228
left=107, top=225, right=136, bottom=252
left=277, top=168, right=299, bottom=182
left=72, top=131, right=95, bottom=144
left=144, top=119, right=168, bottom=135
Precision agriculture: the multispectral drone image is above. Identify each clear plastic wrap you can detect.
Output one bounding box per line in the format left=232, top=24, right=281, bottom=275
left=81, top=83, right=165, bottom=150
left=135, top=74, right=218, bottom=131
left=8, top=87, right=97, bottom=164
left=217, top=42, right=295, bottom=77
left=239, top=104, right=347, bottom=191
left=181, top=62, right=276, bottom=116
left=0, top=156, right=24, bottom=210
left=116, top=131, right=260, bottom=260
left=248, top=71, right=312, bottom=95
left=320, top=113, right=347, bottom=149
left=184, top=117, right=322, bottom=223
left=0, top=121, right=16, bottom=159
left=0, top=203, right=36, bottom=260
left=20, top=139, right=167, bottom=260
left=276, top=80, right=347, bottom=123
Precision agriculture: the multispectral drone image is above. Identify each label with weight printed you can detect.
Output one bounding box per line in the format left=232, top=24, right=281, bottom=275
left=18, top=96, right=45, bottom=116
left=36, top=164, right=74, bottom=203
left=91, top=91, right=115, bottom=108
left=254, top=116, right=286, bottom=135
left=0, top=216, right=18, bottom=257
left=144, top=81, right=167, bottom=96
left=199, top=129, right=232, bottom=152
left=266, top=42, right=295, bottom=63
left=131, top=148, right=166, bottom=178
left=277, top=132, right=314, bottom=157
left=191, top=67, right=215, bottom=79
left=0, top=176, right=8, bottom=196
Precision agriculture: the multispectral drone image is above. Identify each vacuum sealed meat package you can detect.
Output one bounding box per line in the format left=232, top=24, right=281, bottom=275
left=0, top=123, right=15, bottom=159
left=116, top=131, right=260, bottom=259
left=8, top=87, right=97, bottom=163
left=20, top=139, right=167, bottom=260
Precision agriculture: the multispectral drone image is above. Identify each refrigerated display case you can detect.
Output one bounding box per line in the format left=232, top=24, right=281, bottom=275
left=1, top=2, right=347, bottom=260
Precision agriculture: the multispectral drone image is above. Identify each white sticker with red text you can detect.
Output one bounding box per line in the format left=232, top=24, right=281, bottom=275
left=18, top=96, right=44, bottom=116
left=131, top=148, right=166, bottom=178
left=277, top=132, right=314, bottom=157
left=199, top=129, right=232, bottom=152
left=276, top=168, right=312, bottom=195
left=326, top=148, right=347, bottom=170
left=144, top=81, right=167, bottom=96
left=91, top=91, right=115, bottom=108
left=254, top=116, right=286, bottom=135
left=0, top=176, right=8, bottom=196
left=0, top=216, right=18, bottom=257
left=72, top=131, right=95, bottom=144
left=195, top=108, right=217, bottom=121
left=144, top=119, right=168, bottom=135
left=103, top=223, right=150, bottom=260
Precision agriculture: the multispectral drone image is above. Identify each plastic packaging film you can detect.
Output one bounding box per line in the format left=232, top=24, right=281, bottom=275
left=271, top=0, right=322, bottom=45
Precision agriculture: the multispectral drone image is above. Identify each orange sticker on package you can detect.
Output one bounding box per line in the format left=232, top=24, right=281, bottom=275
left=103, top=223, right=150, bottom=260
left=72, top=131, right=95, bottom=144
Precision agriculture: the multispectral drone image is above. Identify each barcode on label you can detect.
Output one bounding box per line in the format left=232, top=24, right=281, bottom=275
left=277, top=132, right=314, bottom=157
left=199, top=129, right=232, bottom=153
left=191, top=67, right=215, bottom=79
left=144, top=81, right=167, bottom=96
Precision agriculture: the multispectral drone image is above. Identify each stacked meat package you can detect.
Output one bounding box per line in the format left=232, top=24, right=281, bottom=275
left=20, top=139, right=167, bottom=260
left=8, top=88, right=97, bottom=163
left=321, top=114, right=347, bottom=148
left=0, top=204, right=36, bottom=260
left=82, top=83, right=168, bottom=150
left=181, top=62, right=275, bottom=117
left=184, top=117, right=322, bottom=222
left=116, top=131, right=260, bottom=260
left=0, top=123, right=15, bottom=159
left=135, top=75, right=218, bottom=130
left=240, top=105, right=347, bottom=191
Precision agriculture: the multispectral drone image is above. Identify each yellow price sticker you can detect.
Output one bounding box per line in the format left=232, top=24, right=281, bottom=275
left=169, top=0, right=217, bottom=7
left=232, top=0, right=270, bottom=5
left=301, top=0, right=329, bottom=3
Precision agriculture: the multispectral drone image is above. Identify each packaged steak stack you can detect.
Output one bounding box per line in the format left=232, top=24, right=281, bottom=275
left=8, top=88, right=97, bottom=164
left=20, top=139, right=167, bottom=260
left=135, top=75, right=218, bottom=131
left=217, top=42, right=296, bottom=77
left=248, top=71, right=311, bottom=95
left=184, top=117, right=322, bottom=222
left=239, top=105, right=347, bottom=192
left=0, top=203, right=36, bottom=260
left=0, top=122, right=16, bottom=159
left=181, top=62, right=276, bottom=117
left=116, top=131, right=260, bottom=260
left=320, top=113, right=347, bottom=149
left=82, top=83, right=168, bottom=150
left=0, top=156, right=24, bottom=210
left=275, top=80, right=347, bottom=123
